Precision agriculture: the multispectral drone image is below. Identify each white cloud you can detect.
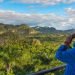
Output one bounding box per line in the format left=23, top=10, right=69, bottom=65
left=66, top=8, right=75, bottom=17
left=12, top=0, right=62, bottom=5
left=11, top=0, right=75, bottom=5
left=64, top=0, right=75, bottom=4
left=0, top=8, right=75, bottom=30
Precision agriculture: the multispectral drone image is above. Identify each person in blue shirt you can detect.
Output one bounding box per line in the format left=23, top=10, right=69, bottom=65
left=56, top=33, right=75, bottom=75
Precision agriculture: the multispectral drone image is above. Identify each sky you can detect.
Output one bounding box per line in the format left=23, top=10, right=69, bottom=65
left=0, top=0, right=75, bottom=30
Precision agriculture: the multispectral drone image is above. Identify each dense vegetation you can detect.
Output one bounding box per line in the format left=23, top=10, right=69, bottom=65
left=0, top=23, right=74, bottom=75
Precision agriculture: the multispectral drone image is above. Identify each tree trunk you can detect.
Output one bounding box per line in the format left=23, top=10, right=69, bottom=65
left=6, top=63, right=12, bottom=75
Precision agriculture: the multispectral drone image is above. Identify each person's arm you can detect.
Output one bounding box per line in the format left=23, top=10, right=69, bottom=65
left=55, top=45, right=74, bottom=64
left=55, top=34, right=75, bottom=64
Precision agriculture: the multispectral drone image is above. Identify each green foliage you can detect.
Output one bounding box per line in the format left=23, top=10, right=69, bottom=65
left=0, top=24, right=69, bottom=75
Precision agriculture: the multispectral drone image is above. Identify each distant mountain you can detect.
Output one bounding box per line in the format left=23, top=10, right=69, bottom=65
left=0, top=23, right=75, bottom=35
left=64, top=29, right=75, bottom=34
left=33, top=26, right=62, bottom=34
left=33, top=26, right=75, bottom=34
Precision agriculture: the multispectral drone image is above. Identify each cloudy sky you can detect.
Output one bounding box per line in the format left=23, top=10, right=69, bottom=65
left=0, top=0, right=75, bottom=30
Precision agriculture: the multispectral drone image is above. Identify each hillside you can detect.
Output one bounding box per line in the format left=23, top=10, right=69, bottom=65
left=0, top=23, right=38, bottom=35
left=0, top=23, right=75, bottom=36
left=0, top=23, right=75, bottom=75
